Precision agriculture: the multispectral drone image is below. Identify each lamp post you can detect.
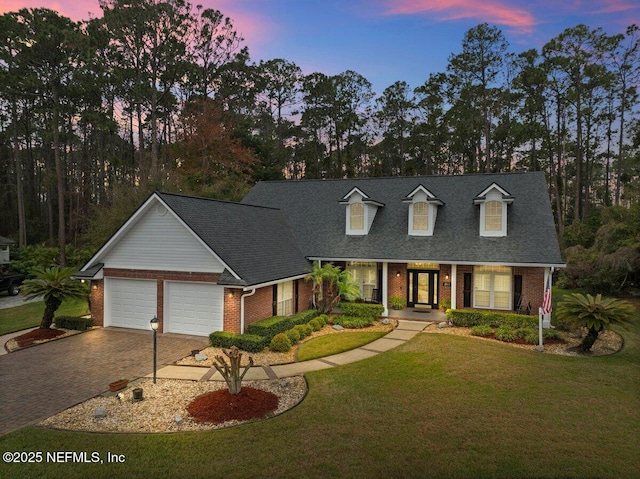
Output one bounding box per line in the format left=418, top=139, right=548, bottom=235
left=150, top=316, right=159, bottom=383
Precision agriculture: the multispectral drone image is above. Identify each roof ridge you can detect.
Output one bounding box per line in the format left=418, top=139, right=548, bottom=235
left=156, top=191, right=281, bottom=211
left=254, top=171, right=538, bottom=185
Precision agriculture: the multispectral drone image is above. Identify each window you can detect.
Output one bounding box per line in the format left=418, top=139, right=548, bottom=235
left=485, top=201, right=502, bottom=231
left=350, top=203, right=364, bottom=231
left=413, top=202, right=429, bottom=231
left=473, top=266, right=512, bottom=310
left=276, top=281, right=294, bottom=316
left=346, top=262, right=377, bottom=301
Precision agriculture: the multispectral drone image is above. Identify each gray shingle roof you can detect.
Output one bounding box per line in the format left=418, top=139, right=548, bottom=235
left=157, top=192, right=311, bottom=286
left=241, top=172, right=564, bottom=266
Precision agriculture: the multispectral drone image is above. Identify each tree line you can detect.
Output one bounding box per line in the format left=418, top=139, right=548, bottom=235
left=0, top=0, right=638, bottom=267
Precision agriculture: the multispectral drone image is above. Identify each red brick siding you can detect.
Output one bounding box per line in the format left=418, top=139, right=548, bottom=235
left=456, top=265, right=474, bottom=309
left=243, top=286, right=274, bottom=330
left=297, top=279, right=313, bottom=312
left=514, top=267, right=545, bottom=312
left=224, top=289, right=242, bottom=333
left=388, top=263, right=406, bottom=303
left=439, top=264, right=452, bottom=308
left=89, top=280, right=104, bottom=326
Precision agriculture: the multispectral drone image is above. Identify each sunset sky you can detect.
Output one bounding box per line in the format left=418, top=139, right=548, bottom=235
left=2, top=0, right=639, bottom=94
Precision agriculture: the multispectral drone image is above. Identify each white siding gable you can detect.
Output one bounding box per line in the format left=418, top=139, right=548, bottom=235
left=104, top=202, right=225, bottom=273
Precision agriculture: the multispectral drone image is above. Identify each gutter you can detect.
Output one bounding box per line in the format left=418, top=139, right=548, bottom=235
left=240, top=289, right=256, bottom=334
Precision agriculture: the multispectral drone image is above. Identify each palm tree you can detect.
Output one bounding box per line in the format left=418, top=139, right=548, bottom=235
left=556, top=293, right=636, bottom=351
left=21, top=266, right=89, bottom=329
left=307, top=263, right=360, bottom=314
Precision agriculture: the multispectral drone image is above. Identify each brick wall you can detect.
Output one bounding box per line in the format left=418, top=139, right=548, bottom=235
left=514, top=267, right=545, bottom=312
left=224, top=288, right=241, bottom=333
left=297, top=279, right=313, bottom=312
left=243, top=286, right=274, bottom=330
left=456, top=265, right=473, bottom=309
left=439, top=264, right=452, bottom=307
left=388, top=263, right=406, bottom=302
left=89, top=280, right=104, bottom=326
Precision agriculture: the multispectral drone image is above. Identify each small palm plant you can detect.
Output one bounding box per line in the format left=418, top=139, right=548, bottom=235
left=555, top=293, right=636, bottom=352
left=21, top=266, right=89, bottom=329
left=307, top=263, right=360, bottom=314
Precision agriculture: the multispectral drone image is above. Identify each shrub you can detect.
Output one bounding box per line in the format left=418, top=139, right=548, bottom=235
left=54, top=316, right=94, bottom=331
left=309, top=318, right=322, bottom=331
left=515, top=327, right=536, bottom=339
left=470, top=324, right=493, bottom=337
left=494, top=326, right=517, bottom=342
left=209, top=331, right=267, bottom=353
left=294, top=324, right=313, bottom=338
left=543, top=329, right=560, bottom=340
left=333, top=315, right=373, bottom=329
left=285, top=328, right=301, bottom=345
left=315, top=314, right=329, bottom=326
left=446, top=309, right=538, bottom=329
left=440, top=299, right=452, bottom=311
left=269, top=333, right=292, bottom=352
left=290, top=309, right=321, bottom=326
left=340, top=302, right=384, bottom=319
left=524, top=331, right=540, bottom=345
left=389, top=295, right=406, bottom=310
left=245, top=316, right=294, bottom=340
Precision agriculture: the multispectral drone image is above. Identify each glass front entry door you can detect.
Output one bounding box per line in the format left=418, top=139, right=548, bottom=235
left=407, top=270, right=439, bottom=308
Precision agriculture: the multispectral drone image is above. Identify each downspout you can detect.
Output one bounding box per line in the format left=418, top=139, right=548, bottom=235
left=240, top=289, right=256, bottom=334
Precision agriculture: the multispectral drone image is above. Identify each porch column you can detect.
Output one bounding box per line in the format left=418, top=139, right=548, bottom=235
left=451, top=264, right=457, bottom=310
left=381, top=262, right=388, bottom=315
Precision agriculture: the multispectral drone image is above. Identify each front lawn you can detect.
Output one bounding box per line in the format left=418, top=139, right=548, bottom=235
left=0, top=299, right=89, bottom=336
left=1, top=315, right=638, bottom=478
left=297, top=330, right=387, bottom=361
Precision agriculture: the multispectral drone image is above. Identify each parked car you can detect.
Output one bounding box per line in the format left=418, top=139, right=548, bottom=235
left=0, top=267, right=25, bottom=296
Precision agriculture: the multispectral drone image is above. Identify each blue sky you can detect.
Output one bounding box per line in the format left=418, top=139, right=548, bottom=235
left=4, top=0, right=639, bottom=94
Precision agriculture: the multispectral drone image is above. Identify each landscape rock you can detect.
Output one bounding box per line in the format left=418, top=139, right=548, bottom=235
left=381, top=318, right=390, bottom=325
left=438, top=321, right=448, bottom=329
left=194, top=353, right=208, bottom=361
left=332, top=324, right=344, bottom=331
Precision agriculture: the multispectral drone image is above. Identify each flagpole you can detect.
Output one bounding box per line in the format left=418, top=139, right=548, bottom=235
left=535, top=307, right=544, bottom=352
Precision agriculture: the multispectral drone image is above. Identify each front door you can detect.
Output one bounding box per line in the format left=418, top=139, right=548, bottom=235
left=407, top=270, right=439, bottom=308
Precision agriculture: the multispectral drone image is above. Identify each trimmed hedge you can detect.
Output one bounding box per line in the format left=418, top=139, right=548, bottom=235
left=332, top=315, right=374, bottom=329
left=55, top=316, right=94, bottom=331
left=446, top=309, right=538, bottom=329
left=209, top=331, right=267, bottom=353
left=246, top=309, right=320, bottom=340
left=285, top=328, right=301, bottom=345
left=340, top=302, right=384, bottom=319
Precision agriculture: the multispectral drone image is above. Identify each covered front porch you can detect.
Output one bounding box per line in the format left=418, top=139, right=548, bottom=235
left=385, top=307, right=447, bottom=322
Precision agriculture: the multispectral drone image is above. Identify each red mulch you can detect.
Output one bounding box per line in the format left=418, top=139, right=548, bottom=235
left=15, top=328, right=66, bottom=346
left=187, top=387, right=279, bottom=424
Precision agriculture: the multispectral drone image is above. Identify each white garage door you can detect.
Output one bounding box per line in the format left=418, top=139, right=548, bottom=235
left=165, top=281, right=224, bottom=336
left=106, top=278, right=157, bottom=330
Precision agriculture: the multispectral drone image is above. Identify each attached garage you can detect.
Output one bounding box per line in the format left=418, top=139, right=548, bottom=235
left=105, top=278, right=157, bottom=330
left=164, top=281, right=224, bottom=336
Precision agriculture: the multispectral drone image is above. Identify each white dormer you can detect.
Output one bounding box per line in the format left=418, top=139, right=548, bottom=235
left=402, top=185, right=444, bottom=236
left=339, top=187, right=384, bottom=235
left=473, top=183, right=514, bottom=237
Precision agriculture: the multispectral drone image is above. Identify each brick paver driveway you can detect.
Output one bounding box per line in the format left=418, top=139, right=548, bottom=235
left=0, top=328, right=208, bottom=435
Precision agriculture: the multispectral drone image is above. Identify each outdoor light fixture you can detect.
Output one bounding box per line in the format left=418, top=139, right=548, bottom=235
left=445, top=274, right=450, bottom=281
left=150, top=317, right=159, bottom=383
left=228, top=290, right=234, bottom=298
left=396, top=271, right=401, bottom=277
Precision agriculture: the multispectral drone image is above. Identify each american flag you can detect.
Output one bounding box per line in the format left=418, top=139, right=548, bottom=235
left=541, top=275, right=552, bottom=315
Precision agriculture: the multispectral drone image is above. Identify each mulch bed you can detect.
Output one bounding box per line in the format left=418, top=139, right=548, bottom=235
left=15, top=327, right=66, bottom=346
left=187, top=387, right=279, bottom=424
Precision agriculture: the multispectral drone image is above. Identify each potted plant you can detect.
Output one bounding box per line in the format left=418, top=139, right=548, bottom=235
left=109, top=378, right=129, bottom=392
left=389, top=295, right=406, bottom=310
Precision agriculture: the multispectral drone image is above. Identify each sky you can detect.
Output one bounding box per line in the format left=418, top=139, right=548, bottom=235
left=2, top=0, right=639, bottom=94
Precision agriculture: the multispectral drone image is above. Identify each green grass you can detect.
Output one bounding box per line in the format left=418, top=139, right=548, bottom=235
left=0, top=299, right=89, bottom=336
left=1, top=295, right=638, bottom=478
left=297, top=331, right=387, bottom=362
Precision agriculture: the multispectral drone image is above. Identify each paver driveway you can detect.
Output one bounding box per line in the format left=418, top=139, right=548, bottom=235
left=0, top=328, right=208, bottom=435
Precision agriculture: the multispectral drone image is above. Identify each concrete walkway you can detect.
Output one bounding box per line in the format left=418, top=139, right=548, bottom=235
left=148, top=320, right=431, bottom=382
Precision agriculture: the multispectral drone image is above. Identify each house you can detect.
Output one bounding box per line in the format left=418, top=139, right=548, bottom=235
left=0, top=236, right=15, bottom=265
left=78, top=172, right=564, bottom=336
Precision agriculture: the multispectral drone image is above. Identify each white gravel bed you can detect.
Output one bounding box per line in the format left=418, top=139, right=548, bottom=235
left=39, top=377, right=307, bottom=433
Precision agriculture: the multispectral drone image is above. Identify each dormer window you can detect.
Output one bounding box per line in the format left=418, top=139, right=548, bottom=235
left=474, top=183, right=514, bottom=237
left=402, top=185, right=443, bottom=237
left=339, top=187, right=384, bottom=236
left=350, top=203, right=364, bottom=230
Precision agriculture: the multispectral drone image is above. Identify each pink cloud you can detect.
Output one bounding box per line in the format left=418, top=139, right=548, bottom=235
left=382, top=0, right=537, bottom=33
left=0, top=1, right=101, bottom=20
left=590, top=0, right=639, bottom=14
